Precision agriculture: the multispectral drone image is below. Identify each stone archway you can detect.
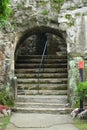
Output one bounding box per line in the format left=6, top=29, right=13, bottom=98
left=14, top=26, right=67, bottom=96
left=15, top=26, right=66, bottom=54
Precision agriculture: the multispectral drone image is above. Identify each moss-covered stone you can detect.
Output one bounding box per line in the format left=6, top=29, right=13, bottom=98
left=41, top=10, right=49, bottom=15
left=65, top=14, right=71, bottom=20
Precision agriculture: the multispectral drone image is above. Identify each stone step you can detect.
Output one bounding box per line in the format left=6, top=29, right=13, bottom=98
left=17, top=78, right=67, bottom=84
left=17, top=84, right=67, bottom=90
left=16, top=73, right=68, bottom=78
left=15, top=63, right=67, bottom=69
left=17, top=90, right=67, bottom=95
left=15, top=68, right=67, bottom=73
left=15, top=107, right=70, bottom=114
left=15, top=102, right=66, bottom=108
left=16, top=59, right=67, bottom=64
left=17, top=54, right=67, bottom=59
left=16, top=95, right=68, bottom=104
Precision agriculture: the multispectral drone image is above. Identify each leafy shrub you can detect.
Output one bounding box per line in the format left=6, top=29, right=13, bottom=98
left=0, top=86, right=14, bottom=107
left=77, top=82, right=87, bottom=100
left=0, top=0, right=12, bottom=29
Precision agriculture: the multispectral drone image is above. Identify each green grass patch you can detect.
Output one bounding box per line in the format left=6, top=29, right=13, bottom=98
left=74, top=118, right=87, bottom=130
left=0, top=116, right=11, bottom=129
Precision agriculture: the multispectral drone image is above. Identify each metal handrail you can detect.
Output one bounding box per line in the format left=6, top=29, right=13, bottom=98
left=37, top=41, right=48, bottom=94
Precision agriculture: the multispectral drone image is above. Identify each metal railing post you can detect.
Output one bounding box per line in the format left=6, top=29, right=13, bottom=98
left=37, top=41, right=48, bottom=94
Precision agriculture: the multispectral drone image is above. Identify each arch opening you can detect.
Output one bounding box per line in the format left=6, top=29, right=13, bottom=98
left=15, top=26, right=66, bottom=57
left=15, top=26, right=67, bottom=96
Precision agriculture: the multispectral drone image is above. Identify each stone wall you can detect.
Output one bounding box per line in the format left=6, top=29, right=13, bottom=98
left=0, top=0, right=87, bottom=105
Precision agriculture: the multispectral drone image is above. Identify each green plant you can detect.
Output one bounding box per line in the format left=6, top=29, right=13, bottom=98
left=0, top=116, right=11, bottom=129
left=82, top=0, right=87, bottom=3
left=54, top=0, right=64, bottom=5
left=65, top=14, right=71, bottom=20
left=70, top=6, right=77, bottom=10
left=77, top=82, right=87, bottom=100
left=38, top=1, right=47, bottom=6
left=0, top=86, right=14, bottom=107
left=74, top=118, right=87, bottom=130
left=51, top=0, right=64, bottom=12
left=42, top=10, right=49, bottom=15
left=0, top=0, right=12, bottom=29
left=75, top=13, right=81, bottom=17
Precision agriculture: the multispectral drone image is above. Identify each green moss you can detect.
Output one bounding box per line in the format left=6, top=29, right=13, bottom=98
left=70, top=6, right=77, bottom=10
left=66, top=18, right=75, bottom=27
left=65, top=14, right=71, bottom=20
left=82, top=0, right=87, bottom=3
left=75, top=13, right=81, bottom=17
left=54, top=0, right=64, bottom=5
left=41, top=10, right=49, bottom=15
left=82, top=13, right=87, bottom=16
left=38, top=1, right=48, bottom=6
left=51, top=0, right=64, bottom=12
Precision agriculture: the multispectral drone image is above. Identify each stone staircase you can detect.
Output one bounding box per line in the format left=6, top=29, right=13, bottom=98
left=15, top=53, right=69, bottom=113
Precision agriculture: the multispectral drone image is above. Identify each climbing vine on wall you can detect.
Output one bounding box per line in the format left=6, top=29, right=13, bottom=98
left=51, top=0, right=64, bottom=12
left=0, top=0, right=12, bottom=29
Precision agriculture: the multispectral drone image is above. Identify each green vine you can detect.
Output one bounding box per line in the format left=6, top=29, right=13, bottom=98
left=51, top=0, right=64, bottom=12
left=0, top=0, right=12, bottom=29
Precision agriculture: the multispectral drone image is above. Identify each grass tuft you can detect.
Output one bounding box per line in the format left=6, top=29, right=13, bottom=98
left=74, top=118, right=87, bottom=130
left=0, top=116, right=11, bottom=129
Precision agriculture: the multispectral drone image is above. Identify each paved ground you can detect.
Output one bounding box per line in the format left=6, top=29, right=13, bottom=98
left=5, top=113, right=79, bottom=130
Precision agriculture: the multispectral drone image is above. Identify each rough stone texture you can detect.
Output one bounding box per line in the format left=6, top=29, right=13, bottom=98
left=78, top=109, right=87, bottom=119
left=68, top=55, right=83, bottom=106
left=0, top=0, right=87, bottom=105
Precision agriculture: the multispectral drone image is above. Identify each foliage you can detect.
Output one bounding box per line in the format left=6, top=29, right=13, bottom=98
left=75, top=13, right=81, bottom=17
left=74, top=118, right=87, bottom=130
left=51, top=0, right=64, bottom=12
left=0, top=85, right=14, bottom=107
left=65, top=14, right=71, bottom=20
left=82, top=0, right=87, bottom=3
left=77, top=82, right=87, bottom=100
left=38, top=1, right=47, bottom=6
left=0, top=116, right=11, bottom=129
left=0, top=0, right=12, bottom=29
left=54, top=0, right=64, bottom=5
left=70, top=5, right=77, bottom=10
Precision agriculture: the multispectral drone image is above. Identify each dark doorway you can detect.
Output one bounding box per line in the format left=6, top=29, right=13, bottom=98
left=15, top=26, right=67, bottom=96
left=36, top=33, right=47, bottom=55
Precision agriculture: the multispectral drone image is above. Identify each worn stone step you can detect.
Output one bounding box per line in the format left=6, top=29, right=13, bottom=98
left=16, top=95, right=68, bottom=104
left=17, top=78, right=67, bottom=84
left=17, top=84, right=67, bottom=90
left=15, top=63, right=67, bottom=69
left=16, top=59, right=67, bottom=64
left=17, top=90, right=67, bottom=95
left=17, top=54, right=67, bottom=59
left=15, top=102, right=66, bottom=108
left=14, top=107, right=70, bottom=114
left=16, top=73, right=68, bottom=78
left=15, top=68, right=67, bottom=73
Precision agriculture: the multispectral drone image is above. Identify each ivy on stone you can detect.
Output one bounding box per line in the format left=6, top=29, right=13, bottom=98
left=54, top=0, right=64, bottom=5
left=51, top=0, right=64, bottom=12
left=0, top=0, right=12, bottom=29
